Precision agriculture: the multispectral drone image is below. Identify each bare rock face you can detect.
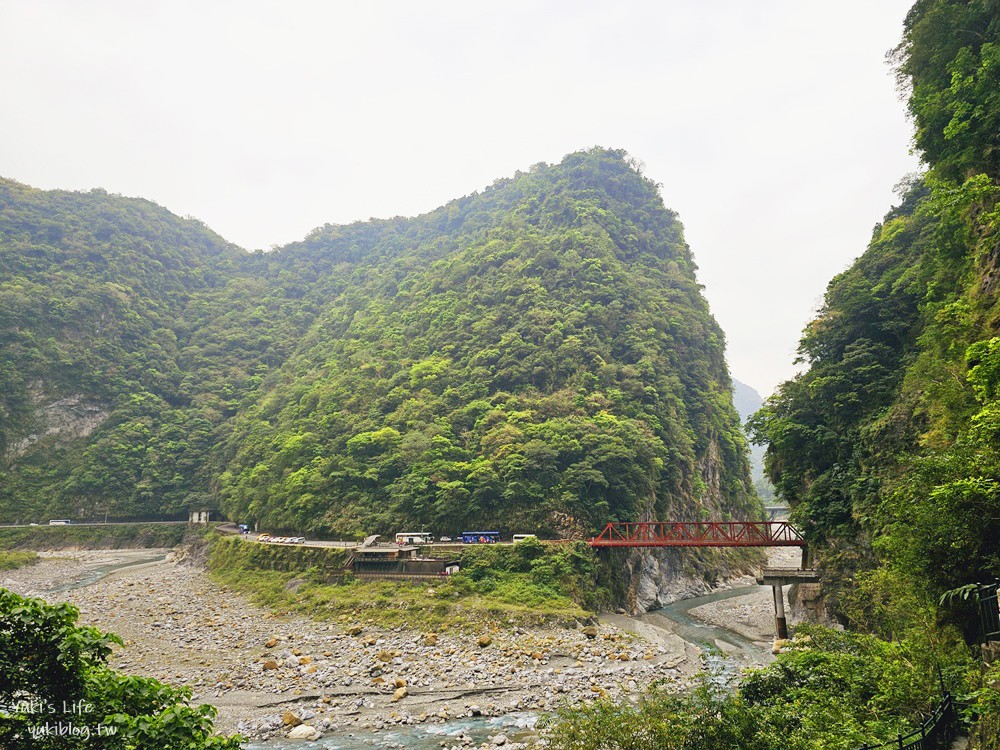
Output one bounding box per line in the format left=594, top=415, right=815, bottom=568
left=620, top=435, right=760, bottom=615
left=627, top=549, right=714, bottom=614
left=788, top=583, right=836, bottom=626
left=10, top=392, right=109, bottom=457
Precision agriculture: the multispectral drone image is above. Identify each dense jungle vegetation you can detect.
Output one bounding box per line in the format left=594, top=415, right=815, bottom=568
left=749, top=0, right=1000, bottom=614
left=0, top=149, right=756, bottom=536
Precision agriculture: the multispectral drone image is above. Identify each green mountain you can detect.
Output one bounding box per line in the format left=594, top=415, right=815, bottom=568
left=0, top=149, right=758, bottom=536
left=751, top=0, right=1000, bottom=603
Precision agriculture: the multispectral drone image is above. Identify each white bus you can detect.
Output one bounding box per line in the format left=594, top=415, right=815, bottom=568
left=395, top=532, right=433, bottom=545
left=512, top=534, right=537, bottom=543
left=48, top=519, right=71, bottom=526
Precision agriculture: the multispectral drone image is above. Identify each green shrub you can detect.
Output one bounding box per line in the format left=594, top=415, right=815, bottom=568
left=544, top=626, right=975, bottom=750
left=0, top=550, right=38, bottom=569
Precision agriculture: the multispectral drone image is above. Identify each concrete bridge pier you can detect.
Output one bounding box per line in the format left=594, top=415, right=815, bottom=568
left=772, top=584, right=788, bottom=640
left=758, top=567, right=821, bottom=640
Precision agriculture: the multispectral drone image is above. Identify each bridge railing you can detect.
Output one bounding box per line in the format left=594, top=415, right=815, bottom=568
left=980, top=580, right=1000, bottom=642
left=590, top=521, right=805, bottom=547
left=856, top=694, right=955, bottom=750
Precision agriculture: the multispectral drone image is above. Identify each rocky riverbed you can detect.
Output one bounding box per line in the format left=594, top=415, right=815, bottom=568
left=1, top=550, right=707, bottom=745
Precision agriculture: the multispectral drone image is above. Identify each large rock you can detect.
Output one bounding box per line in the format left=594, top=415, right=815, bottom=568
left=392, top=686, right=408, bottom=702
left=287, top=724, right=319, bottom=740
left=789, top=583, right=835, bottom=626
left=282, top=710, right=302, bottom=727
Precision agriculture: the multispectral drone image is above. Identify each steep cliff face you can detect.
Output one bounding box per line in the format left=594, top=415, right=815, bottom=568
left=625, top=547, right=764, bottom=614
left=8, top=392, right=110, bottom=458
left=628, top=550, right=708, bottom=613
left=788, top=583, right=836, bottom=627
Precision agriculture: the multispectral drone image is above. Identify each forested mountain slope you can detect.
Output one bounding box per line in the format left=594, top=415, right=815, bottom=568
left=221, top=151, right=757, bottom=535
left=0, top=149, right=757, bottom=535
left=0, top=180, right=246, bottom=520
left=751, top=0, right=1000, bottom=607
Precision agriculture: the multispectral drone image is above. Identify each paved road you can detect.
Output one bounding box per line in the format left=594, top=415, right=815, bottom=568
left=0, top=521, right=190, bottom=528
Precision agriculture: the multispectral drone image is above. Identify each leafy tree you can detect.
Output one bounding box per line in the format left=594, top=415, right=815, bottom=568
left=543, top=626, right=972, bottom=750
left=0, top=588, right=241, bottom=749
left=895, top=0, right=1000, bottom=181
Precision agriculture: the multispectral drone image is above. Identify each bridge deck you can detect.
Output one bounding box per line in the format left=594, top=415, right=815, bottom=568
left=757, top=567, right=821, bottom=585
left=590, top=521, right=804, bottom=548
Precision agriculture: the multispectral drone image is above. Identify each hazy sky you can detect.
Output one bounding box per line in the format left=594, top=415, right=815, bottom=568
left=0, top=1, right=920, bottom=398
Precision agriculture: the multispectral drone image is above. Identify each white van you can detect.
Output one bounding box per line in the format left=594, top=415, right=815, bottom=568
left=512, top=534, right=537, bottom=543
left=395, top=532, right=433, bottom=545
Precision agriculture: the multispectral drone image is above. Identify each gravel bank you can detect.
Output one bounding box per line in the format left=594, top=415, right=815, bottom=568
left=1, top=551, right=702, bottom=743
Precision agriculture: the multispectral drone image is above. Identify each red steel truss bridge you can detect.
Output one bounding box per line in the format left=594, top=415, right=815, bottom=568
left=589, top=521, right=805, bottom=548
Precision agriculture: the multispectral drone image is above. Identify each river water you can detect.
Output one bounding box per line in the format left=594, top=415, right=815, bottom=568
left=651, top=585, right=775, bottom=680
left=43, top=552, right=167, bottom=593
left=243, top=713, right=540, bottom=750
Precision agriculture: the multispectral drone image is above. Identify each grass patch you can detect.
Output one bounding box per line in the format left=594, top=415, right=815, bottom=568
left=0, top=550, right=39, bottom=569
left=207, top=536, right=598, bottom=629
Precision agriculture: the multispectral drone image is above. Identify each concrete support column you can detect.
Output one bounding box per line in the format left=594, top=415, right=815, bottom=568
left=772, top=584, right=788, bottom=640
left=801, top=545, right=812, bottom=569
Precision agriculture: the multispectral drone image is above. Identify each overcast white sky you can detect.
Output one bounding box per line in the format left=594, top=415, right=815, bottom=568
left=0, top=1, right=920, bottom=398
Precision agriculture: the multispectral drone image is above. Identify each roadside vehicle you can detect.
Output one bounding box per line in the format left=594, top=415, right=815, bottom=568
left=395, top=532, right=433, bottom=545
left=461, top=531, right=500, bottom=544
left=512, top=534, right=537, bottom=543
left=48, top=519, right=71, bottom=526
